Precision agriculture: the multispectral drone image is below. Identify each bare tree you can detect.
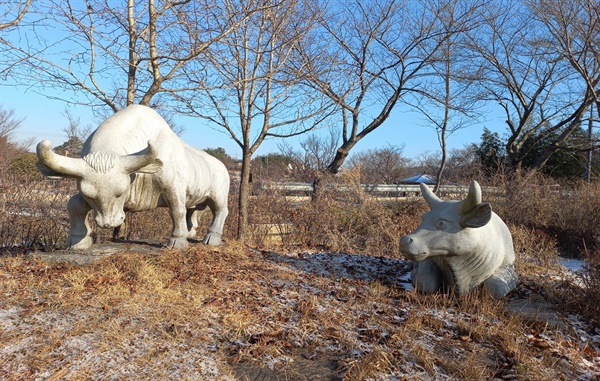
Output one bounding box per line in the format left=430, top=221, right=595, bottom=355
left=0, top=0, right=32, bottom=78
left=279, top=128, right=339, bottom=178
left=411, top=1, right=484, bottom=191
left=528, top=0, right=600, bottom=170
left=0, top=0, right=32, bottom=31
left=413, top=151, right=441, bottom=178
left=468, top=0, right=595, bottom=173
left=293, top=0, right=483, bottom=175
left=178, top=0, right=333, bottom=239
left=349, top=144, right=412, bottom=184
left=0, top=106, right=24, bottom=142
left=444, top=146, right=483, bottom=183
left=0, top=106, right=28, bottom=170
left=5, top=0, right=260, bottom=114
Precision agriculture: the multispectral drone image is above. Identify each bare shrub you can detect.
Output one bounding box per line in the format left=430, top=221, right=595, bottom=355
left=552, top=247, right=600, bottom=330
left=107, top=208, right=172, bottom=243
left=0, top=173, right=73, bottom=251
left=486, top=171, right=599, bottom=257
left=284, top=168, right=426, bottom=257
left=489, top=171, right=561, bottom=228
left=551, top=181, right=600, bottom=254
left=510, top=224, right=561, bottom=272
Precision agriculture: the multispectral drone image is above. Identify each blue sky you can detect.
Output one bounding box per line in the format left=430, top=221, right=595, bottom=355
left=1, top=2, right=510, bottom=163
left=1, top=83, right=506, bottom=161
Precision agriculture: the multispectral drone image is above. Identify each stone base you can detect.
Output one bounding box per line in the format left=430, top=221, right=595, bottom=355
left=27, top=240, right=164, bottom=265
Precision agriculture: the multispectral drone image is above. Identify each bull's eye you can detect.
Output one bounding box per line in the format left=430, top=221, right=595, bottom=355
left=435, top=219, right=448, bottom=230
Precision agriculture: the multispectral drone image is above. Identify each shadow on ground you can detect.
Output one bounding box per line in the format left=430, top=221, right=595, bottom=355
left=260, top=249, right=413, bottom=288
left=233, top=351, right=342, bottom=381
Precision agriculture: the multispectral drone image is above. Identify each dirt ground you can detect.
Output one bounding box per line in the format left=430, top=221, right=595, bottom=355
left=1, top=241, right=599, bottom=380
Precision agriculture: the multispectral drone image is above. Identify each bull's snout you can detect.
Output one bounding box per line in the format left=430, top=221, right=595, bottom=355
left=95, top=212, right=125, bottom=228
left=400, top=234, right=424, bottom=261
left=400, top=235, right=413, bottom=247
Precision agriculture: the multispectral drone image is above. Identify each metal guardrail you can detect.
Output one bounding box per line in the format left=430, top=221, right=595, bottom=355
left=258, top=182, right=483, bottom=197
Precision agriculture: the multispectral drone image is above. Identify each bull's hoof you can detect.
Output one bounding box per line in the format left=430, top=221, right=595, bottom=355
left=202, top=232, right=222, bottom=246
left=66, top=235, right=93, bottom=251
left=166, top=237, right=189, bottom=249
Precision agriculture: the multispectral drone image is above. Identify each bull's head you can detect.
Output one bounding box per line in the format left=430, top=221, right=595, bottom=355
left=400, top=180, right=492, bottom=261
left=36, top=140, right=163, bottom=228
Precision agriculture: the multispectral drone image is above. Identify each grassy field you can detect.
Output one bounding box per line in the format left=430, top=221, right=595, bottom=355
left=1, top=171, right=600, bottom=380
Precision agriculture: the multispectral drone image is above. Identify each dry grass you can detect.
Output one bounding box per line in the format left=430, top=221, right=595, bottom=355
left=2, top=170, right=600, bottom=379
left=1, top=243, right=599, bottom=380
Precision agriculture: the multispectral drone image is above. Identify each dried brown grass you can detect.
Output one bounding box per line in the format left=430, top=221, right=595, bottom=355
left=1, top=242, right=597, bottom=380
left=1, top=169, right=600, bottom=379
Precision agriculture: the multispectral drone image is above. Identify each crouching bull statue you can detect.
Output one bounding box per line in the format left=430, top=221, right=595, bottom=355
left=400, top=181, right=517, bottom=298
left=36, top=104, right=229, bottom=250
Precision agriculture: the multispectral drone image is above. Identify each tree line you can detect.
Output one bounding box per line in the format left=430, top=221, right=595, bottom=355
left=1, top=0, right=598, bottom=238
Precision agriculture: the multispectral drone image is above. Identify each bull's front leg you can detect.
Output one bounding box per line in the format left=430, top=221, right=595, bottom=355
left=410, top=259, right=444, bottom=294
left=66, top=193, right=93, bottom=250
left=166, top=197, right=190, bottom=249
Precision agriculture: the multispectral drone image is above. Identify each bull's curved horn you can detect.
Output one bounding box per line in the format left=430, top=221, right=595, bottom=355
left=120, top=140, right=163, bottom=174
left=36, top=140, right=88, bottom=178
left=461, top=180, right=483, bottom=213
left=420, top=183, right=441, bottom=209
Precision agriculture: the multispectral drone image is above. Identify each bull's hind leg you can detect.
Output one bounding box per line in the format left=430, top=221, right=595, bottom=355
left=202, top=197, right=228, bottom=246
left=186, top=205, right=208, bottom=238
left=66, top=193, right=93, bottom=250
left=165, top=193, right=190, bottom=249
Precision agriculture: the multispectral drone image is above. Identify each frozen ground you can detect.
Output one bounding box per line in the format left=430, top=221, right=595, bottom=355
left=1, top=243, right=599, bottom=380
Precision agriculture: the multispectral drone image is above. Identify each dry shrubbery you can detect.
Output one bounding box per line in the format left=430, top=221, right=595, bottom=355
left=2, top=169, right=600, bottom=379
left=2, top=167, right=597, bottom=259
left=223, top=168, right=427, bottom=257
left=489, top=171, right=600, bottom=257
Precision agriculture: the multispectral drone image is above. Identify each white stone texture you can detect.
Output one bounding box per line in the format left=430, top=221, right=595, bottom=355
left=36, top=104, right=230, bottom=249
left=400, top=180, right=517, bottom=298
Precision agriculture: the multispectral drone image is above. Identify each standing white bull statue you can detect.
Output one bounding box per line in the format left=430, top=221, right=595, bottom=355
left=36, top=104, right=230, bottom=250
left=400, top=180, right=517, bottom=298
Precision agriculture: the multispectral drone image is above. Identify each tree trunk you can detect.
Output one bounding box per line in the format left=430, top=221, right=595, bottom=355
left=435, top=43, right=450, bottom=194
left=434, top=139, right=446, bottom=193
left=126, top=0, right=136, bottom=106
left=326, top=141, right=358, bottom=174
left=237, top=150, right=252, bottom=241
left=586, top=104, right=594, bottom=183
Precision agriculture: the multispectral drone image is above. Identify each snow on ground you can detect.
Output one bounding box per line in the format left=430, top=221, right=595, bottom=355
left=1, top=246, right=600, bottom=380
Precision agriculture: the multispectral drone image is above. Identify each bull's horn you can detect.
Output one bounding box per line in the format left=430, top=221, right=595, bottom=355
left=36, top=140, right=88, bottom=178
left=420, top=183, right=441, bottom=209
left=461, top=180, right=483, bottom=213
left=121, top=140, right=163, bottom=174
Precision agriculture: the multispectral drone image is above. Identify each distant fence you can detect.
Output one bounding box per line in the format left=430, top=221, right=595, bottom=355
left=256, top=182, right=494, bottom=198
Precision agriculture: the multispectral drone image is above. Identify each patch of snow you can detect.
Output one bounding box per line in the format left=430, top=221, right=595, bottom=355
left=561, top=258, right=585, bottom=272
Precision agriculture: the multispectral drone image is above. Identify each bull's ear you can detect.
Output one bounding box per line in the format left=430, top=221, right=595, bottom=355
left=135, top=158, right=163, bottom=174
left=461, top=202, right=492, bottom=228
left=122, top=141, right=162, bottom=173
